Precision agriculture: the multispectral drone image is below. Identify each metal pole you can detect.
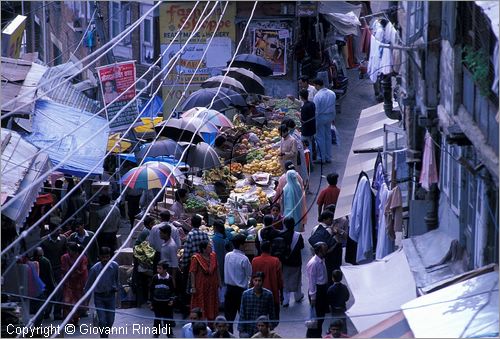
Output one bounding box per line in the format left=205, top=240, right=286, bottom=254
left=42, top=0, right=48, bottom=63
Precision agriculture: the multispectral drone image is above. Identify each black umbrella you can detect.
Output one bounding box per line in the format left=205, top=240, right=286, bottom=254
left=154, top=118, right=217, bottom=144
left=222, top=67, right=265, bottom=95
left=229, top=54, right=274, bottom=77
left=217, top=87, right=248, bottom=108
left=179, top=142, right=221, bottom=169
left=134, top=138, right=185, bottom=161
left=201, top=75, right=247, bottom=94
left=180, top=88, right=236, bottom=112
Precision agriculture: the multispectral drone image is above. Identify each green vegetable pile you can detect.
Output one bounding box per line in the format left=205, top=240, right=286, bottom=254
left=184, top=196, right=206, bottom=211
left=247, top=149, right=265, bottom=162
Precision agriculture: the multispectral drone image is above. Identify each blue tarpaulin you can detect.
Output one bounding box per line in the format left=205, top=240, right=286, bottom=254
left=25, top=99, right=109, bottom=176
left=137, top=95, right=163, bottom=118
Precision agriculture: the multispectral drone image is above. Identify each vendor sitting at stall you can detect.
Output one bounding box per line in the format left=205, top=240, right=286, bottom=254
left=214, top=181, right=229, bottom=204
left=170, top=188, right=191, bottom=231
left=214, top=135, right=232, bottom=163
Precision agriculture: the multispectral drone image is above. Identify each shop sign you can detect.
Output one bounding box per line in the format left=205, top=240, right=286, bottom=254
left=161, top=37, right=232, bottom=85
left=159, top=2, right=236, bottom=44
left=97, top=61, right=139, bottom=132
left=1, top=15, right=27, bottom=58
left=297, top=2, right=317, bottom=17
left=253, top=29, right=287, bottom=76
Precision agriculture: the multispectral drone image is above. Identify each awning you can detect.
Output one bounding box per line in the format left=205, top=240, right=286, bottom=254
left=475, top=1, right=499, bottom=39
left=342, top=249, right=417, bottom=333
left=24, top=99, right=109, bottom=176
left=1, top=58, right=46, bottom=115
left=1, top=128, right=52, bottom=226
left=353, top=311, right=414, bottom=338
left=402, top=229, right=467, bottom=295
left=335, top=102, right=400, bottom=219
left=402, top=271, right=499, bottom=338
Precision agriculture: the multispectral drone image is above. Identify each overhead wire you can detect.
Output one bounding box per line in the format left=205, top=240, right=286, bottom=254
left=0, top=0, right=208, bottom=257
left=2, top=0, right=216, bottom=271
left=18, top=1, right=219, bottom=330
left=3, top=284, right=498, bottom=325
left=54, top=2, right=258, bottom=334
left=0, top=1, right=162, bottom=120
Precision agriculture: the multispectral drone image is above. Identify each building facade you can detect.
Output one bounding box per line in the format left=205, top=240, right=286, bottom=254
left=397, top=1, right=498, bottom=269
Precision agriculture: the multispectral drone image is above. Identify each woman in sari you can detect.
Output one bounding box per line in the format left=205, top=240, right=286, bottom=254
left=282, top=170, right=307, bottom=232
left=60, top=242, right=88, bottom=325
left=189, top=240, right=220, bottom=324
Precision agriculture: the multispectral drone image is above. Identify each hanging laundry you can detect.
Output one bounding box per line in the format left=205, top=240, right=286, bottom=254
left=419, top=131, right=439, bottom=191
left=360, top=22, right=371, bottom=54
left=394, top=148, right=409, bottom=182
left=376, top=182, right=394, bottom=259
left=367, top=19, right=399, bottom=82
left=349, top=173, right=374, bottom=263
left=372, top=161, right=385, bottom=230
left=385, top=185, right=403, bottom=240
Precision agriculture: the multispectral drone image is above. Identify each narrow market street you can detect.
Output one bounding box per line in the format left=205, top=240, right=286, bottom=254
left=2, top=2, right=499, bottom=338
left=40, top=68, right=375, bottom=339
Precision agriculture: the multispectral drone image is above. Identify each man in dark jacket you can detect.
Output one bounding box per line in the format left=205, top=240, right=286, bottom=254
left=299, top=88, right=316, bottom=160
left=32, top=247, right=56, bottom=322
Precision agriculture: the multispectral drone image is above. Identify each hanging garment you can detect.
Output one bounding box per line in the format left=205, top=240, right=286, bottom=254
left=368, top=35, right=381, bottom=82
left=394, top=149, right=409, bottom=182
left=419, top=131, right=439, bottom=191
left=372, top=161, right=385, bottom=230
left=385, top=185, right=403, bottom=240
left=360, top=23, right=371, bottom=54
left=375, top=183, right=394, bottom=259
left=349, top=174, right=374, bottom=263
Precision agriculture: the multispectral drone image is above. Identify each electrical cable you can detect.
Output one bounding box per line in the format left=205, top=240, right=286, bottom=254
left=1, top=0, right=208, bottom=257
left=17, top=2, right=219, bottom=331
left=53, top=2, right=258, bottom=334
left=1, top=1, right=217, bottom=276
left=3, top=282, right=498, bottom=325
left=1, top=1, right=161, bottom=120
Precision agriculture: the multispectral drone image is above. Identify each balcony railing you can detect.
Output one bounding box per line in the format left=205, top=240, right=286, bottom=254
left=462, top=65, right=499, bottom=155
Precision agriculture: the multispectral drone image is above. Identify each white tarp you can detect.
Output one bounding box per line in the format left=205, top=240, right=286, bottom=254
left=402, top=271, right=499, bottom=338
left=342, top=249, right=417, bottom=332
left=1, top=128, right=52, bottom=225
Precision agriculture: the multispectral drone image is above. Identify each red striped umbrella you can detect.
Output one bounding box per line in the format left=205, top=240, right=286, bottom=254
left=120, top=162, right=178, bottom=190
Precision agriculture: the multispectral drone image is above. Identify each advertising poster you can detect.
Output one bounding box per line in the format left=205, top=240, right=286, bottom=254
left=97, top=61, right=139, bottom=131
left=252, top=29, right=287, bottom=76
left=159, top=2, right=236, bottom=84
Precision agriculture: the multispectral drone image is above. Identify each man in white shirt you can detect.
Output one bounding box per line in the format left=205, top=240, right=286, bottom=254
left=305, top=242, right=329, bottom=338
left=159, top=225, right=179, bottom=285
left=224, top=234, right=252, bottom=333
left=313, top=78, right=336, bottom=164
left=287, top=75, right=318, bottom=107
left=148, top=210, right=180, bottom=269
left=181, top=307, right=213, bottom=338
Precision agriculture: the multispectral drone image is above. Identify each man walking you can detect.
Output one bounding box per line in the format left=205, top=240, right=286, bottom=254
left=68, top=219, right=99, bottom=267
left=238, top=272, right=275, bottom=338
left=299, top=89, right=317, bottom=163
left=251, top=241, right=283, bottom=322
left=305, top=242, right=329, bottom=338
left=95, top=195, right=121, bottom=253
left=149, top=210, right=181, bottom=270
left=317, top=173, right=341, bottom=216
left=224, top=234, right=252, bottom=333
left=313, top=78, right=336, bottom=164
left=85, top=247, right=119, bottom=338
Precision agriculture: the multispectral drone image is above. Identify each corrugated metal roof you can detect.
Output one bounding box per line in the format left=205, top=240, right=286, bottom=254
left=39, top=61, right=100, bottom=113
left=1, top=59, right=46, bottom=115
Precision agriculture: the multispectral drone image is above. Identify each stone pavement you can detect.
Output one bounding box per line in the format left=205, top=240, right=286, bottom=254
left=39, top=69, right=378, bottom=338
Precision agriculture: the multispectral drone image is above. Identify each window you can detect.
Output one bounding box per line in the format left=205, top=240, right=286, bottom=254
left=141, top=4, right=155, bottom=65
left=110, top=1, right=131, bottom=45
left=53, top=43, right=62, bottom=65
left=407, top=1, right=424, bottom=42
left=440, top=139, right=449, bottom=194
left=34, top=15, right=44, bottom=61
left=449, top=145, right=461, bottom=214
